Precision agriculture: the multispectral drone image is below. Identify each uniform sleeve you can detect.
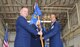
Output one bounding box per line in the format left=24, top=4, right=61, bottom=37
left=18, top=17, right=38, bottom=36
left=44, top=23, right=60, bottom=40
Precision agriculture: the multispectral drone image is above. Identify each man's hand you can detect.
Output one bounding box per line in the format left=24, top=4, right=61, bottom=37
left=42, top=37, right=44, bottom=39
left=38, top=31, right=43, bottom=36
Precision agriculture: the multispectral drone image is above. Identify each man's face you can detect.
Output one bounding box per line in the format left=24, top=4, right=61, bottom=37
left=20, top=8, right=28, bottom=17
left=51, top=14, right=56, bottom=23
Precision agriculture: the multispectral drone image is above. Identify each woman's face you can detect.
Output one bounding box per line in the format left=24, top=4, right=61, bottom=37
left=51, top=14, right=56, bottom=23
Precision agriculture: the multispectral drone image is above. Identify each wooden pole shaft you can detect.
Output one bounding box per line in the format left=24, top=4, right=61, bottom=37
left=38, top=16, right=44, bottom=47
left=40, top=35, right=44, bottom=47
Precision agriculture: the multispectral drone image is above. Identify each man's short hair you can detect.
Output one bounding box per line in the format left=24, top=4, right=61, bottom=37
left=20, top=7, right=28, bottom=11
left=21, top=6, right=28, bottom=8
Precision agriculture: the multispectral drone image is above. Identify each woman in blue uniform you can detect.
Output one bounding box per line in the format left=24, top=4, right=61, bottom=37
left=43, top=14, right=63, bottom=47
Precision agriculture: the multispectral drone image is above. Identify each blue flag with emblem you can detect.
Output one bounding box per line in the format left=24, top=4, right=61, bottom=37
left=30, top=2, right=42, bottom=25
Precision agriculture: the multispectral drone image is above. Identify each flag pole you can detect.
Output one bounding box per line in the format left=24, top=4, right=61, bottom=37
left=38, top=16, right=44, bottom=47
left=35, top=0, right=44, bottom=47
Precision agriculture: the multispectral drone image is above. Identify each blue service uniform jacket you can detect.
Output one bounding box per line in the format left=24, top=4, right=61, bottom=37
left=14, top=16, right=38, bottom=47
left=30, top=24, right=41, bottom=47
left=30, top=24, right=46, bottom=47
left=43, top=21, right=63, bottom=47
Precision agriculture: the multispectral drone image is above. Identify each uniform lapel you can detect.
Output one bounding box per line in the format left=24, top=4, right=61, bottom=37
left=50, top=22, right=56, bottom=29
left=51, top=24, right=54, bottom=29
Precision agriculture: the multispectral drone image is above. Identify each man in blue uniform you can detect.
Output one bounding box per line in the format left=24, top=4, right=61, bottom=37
left=14, top=7, right=42, bottom=47
left=43, top=14, right=63, bottom=47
